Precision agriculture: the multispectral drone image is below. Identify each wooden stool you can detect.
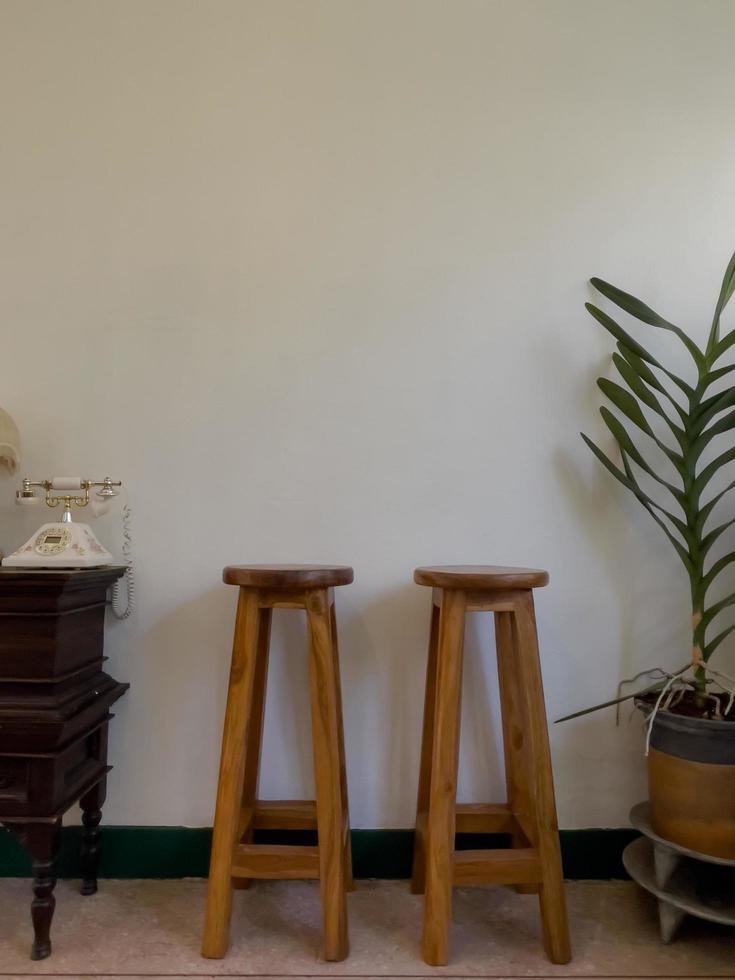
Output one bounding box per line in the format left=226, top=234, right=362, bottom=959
left=411, top=565, right=571, bottom=966
left=202, top=564, right=354, bottom=962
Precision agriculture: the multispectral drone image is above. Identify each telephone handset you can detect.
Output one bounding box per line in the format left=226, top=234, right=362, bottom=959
left=2, top=476, right=135, bottom=620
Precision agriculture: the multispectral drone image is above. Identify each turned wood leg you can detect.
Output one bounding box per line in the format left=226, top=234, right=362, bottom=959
left=235, top=607, right=272, bottom=890
left=80, top=778, right=107, bottom=896
left=80, top=809, right=102, bottom=896
left=27, top=820, right=62, bottom=961
left=512, top=592, right=571, bottom=965
left=422, top=589, right=466, bottom=967
left=307, top=588, right=349, bottom=962
left=495, top=609, right=537, bottom=894
left=411, top=601, right=440, bottom=894
left=330, top=600, right=355, bottom=891
left=202, top=589, right=263, bottom=959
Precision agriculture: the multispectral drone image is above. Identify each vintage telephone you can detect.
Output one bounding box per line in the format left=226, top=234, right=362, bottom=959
left=1, top=476, right=134, bottom=619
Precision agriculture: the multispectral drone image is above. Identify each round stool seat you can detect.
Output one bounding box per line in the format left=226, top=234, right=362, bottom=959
left=414, top=565, right=548, bottom=591
left=223, top=564, right=354, bottom=589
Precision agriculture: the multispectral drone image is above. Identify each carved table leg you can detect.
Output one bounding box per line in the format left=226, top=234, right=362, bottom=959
left=27, top=820, right=62, bottom=961
left=80, top=778, right=107, bottom=896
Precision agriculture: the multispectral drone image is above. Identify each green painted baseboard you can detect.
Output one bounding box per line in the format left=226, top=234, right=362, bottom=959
left=0, top=826, right=637, bottom=880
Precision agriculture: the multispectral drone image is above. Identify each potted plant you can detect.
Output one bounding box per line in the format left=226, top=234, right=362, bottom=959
left=567, top=251, right=735, bottom=859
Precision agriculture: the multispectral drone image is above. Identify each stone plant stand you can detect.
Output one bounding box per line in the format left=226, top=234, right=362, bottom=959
left=623, top=802, right=735, bottom=943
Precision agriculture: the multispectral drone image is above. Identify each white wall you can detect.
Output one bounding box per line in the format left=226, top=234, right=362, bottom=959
left=2, top=0, right=735, bottom=829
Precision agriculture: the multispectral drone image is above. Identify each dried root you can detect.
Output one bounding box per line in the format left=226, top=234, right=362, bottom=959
left=643, top=662, right=735, bottom=755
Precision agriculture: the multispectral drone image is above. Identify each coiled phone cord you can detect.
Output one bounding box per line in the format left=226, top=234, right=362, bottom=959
left=111, top=504, right=135, bottom=620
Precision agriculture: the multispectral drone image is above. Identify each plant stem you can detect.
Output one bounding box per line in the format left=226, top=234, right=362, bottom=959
left=687, top=371, right=708, bottom=700
left=691, top=608, right=707, bottom=698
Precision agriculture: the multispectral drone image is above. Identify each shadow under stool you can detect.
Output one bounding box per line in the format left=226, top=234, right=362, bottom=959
left=202, top=564, right=354, bottom=962
left=411, top=565, right=571, bottom=966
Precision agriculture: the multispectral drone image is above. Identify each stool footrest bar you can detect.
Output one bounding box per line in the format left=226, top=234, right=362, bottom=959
left=253, top=799, right=318, bottom=830
left=455, top=803, right=518, bottom=835
left=231, top=843, right=320, bottom=879
left=452, top=847, right=541, bottom=886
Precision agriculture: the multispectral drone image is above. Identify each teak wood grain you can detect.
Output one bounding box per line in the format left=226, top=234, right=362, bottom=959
left=307, top=589, right=350, bottom=960
left=410, top=602, right=440, bottom=895
left=330, top=603, right=355, bottom=892
left=454, top=803, right=519, bottom=835
left=202, top=590, right=261, bottom=959
left=422, top=588, right=466, bottom=966
left=412, top=565, right=570, bottom=967
left=496, top=609, right=537, bottom=894
left=223, top=565, right=353, bottom=589
left=252, top=800, right=318, bottom=830
left=414, top=565, right=549, bottom=592
left=513, top=590, right=570, bottom=963
left=453, top=847, right=541, bottom=886
left=202, top=566, right=353, bottom=963
left=236, top=606, right=271, bottom=890
left=232, top=843, right=319, bottom=879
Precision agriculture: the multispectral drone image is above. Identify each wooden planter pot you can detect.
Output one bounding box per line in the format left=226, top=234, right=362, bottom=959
left=646, top=708, right=735, bottom=860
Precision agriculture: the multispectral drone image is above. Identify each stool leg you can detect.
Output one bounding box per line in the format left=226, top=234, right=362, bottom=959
left=307, top=589, right=349, bottom=962
left=202, top=590, right=264, bottom=959
left=330, top=601, right=355, bottom=891
left=236, top=607, right=272, bottom=889
left=512, top=592, right=571, bottom=965
left=495, top=610, right=536, bottom=894
left=411, top=601, right=440, bottom=894
left=422, top=589, right=466, bottom=967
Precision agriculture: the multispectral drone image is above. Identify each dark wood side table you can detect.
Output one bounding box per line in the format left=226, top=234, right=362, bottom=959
left=0, top=567, right=129, bottom=960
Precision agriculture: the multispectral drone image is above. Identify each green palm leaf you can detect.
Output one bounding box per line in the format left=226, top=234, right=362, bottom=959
left=612, top=353, right=684, bottom=443
left=692, top=408, right=735, bottom=458
left=599, top=407, right=684, bottom=507
left=702, top=363, right=735, bottom=388
left=597, top=379, right=652, bottom=434
left=616, top=343, right=688, bottom=424
left=701, top=517, right=735, bottom=560
left=701, top=591, right=735, bottom=632
left=597, top=378, right=684, bottom=474
left=712, top=330, right=735, bottom=362
left=581, top=434, right=692, bottom=570
left=694, top=446, right=735, bottom=498
left=707, top=249, right=735, bottom=348
left=586, top=303, right=693, bottom=397
left=693, top=387, right=735, bottom=431
left=591, top=277, right=705, bottom=370
left=696, top=479, right=735, bottom=535
left=705, top=621, right=735, bottom=659
left=703, top=551, right=735, bottom=593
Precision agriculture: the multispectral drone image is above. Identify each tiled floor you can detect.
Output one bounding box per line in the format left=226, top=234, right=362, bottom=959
left=0, top=878, right=733, bottom=979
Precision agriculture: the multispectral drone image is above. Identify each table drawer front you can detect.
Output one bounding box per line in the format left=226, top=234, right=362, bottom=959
left=0, top=716, right=111, bottom=818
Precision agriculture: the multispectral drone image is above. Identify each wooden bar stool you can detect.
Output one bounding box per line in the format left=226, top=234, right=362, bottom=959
left=411, top=565, right=571, bottom=967
left=202, top=564, right=354, bottom=962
